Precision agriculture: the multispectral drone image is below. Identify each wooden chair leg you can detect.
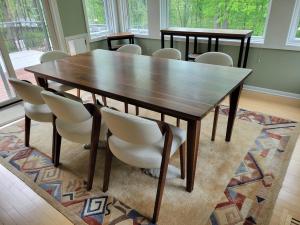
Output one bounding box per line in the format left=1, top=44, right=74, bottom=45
left=135, top=106, right=139, bottom=115
left=179, top=143, right=186, bottom=179
left=102, top=96, right=107, bottom=106
left=54, top=132, right=61, bottom=167
left=25, top=115, right=31, bottom=147
left=77, top=89, right=81, bottom=97
left=161, top=113, right=165, bottom=122
left=51, top=116, right=56, bottom=164
left=87, top=136, right=100, bottom=191
left=152, top=127, right=173, bottom=224
left=103, top=145, right=113, bottom=192
left=124, top=102, right=129, bottom=113
left=92, top=94, right=97, bottom=104
left=211, top=105, right=220, bottom=141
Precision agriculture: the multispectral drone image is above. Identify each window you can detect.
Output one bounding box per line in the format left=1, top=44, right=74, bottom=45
left=287, top=0, right=300, bottom=45
left=83, top=0, right=115, bottom=40
left=297, top=20, right=300, bottom=38
left=120, top=0, right=149, bottom=35
left=166, top=0, right=271, bottom=37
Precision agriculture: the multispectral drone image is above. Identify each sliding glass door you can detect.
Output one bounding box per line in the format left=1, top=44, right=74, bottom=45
left=0, top=0, right=53, bottom=106
left=0, top=48, right=18, bottom=106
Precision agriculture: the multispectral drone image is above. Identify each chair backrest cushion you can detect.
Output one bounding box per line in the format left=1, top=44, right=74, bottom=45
left=40, top=50, right=69, bottom=63
left=101, top=107, right=162, bottom=145
left=152, top=48, right=181, bottom=60
left=8, top=78, right=45, bottom=105
left=195, top=52, right=233, bottom=67
left=117, top=44, right=142, bottom=55
left=41, top=90, right=91, bottom=123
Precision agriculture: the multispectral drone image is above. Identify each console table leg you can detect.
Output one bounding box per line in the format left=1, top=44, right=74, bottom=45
left=243, top=37, right=251, bottom=68
left=185, top=35, right=189, bottom=61
left=238, top=38, right=245, bottom=67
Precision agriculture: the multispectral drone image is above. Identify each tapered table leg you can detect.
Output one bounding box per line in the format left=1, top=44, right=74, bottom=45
left=225, top=84, right=243, bottom=142
left=186, top=120, right=201, bottom=192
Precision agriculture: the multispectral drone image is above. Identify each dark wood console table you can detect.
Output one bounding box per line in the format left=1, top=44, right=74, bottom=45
left=107, top=32, right=135, bottom=51
left=161, top=28, right=253, bottom=68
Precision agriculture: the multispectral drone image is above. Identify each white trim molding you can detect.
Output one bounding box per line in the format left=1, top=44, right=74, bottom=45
left=65, top=33, right=90, bottom=55
left=47, top=0, right=67, bottom=52
left=244, top=85, right=300, bottom=100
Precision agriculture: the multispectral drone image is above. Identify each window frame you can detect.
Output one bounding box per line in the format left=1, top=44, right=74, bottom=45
left=160, top=0, right=272, bottom=43
left=287, top=0, right=300, bottom=46
left=82, top=0, right=118, bottom=42
left=118, top=0, right=150, bottom=36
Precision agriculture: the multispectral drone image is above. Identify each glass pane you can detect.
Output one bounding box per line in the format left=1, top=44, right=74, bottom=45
left=0, top=51, right=16, bottom=103
left=0, top=0, right=52, bottom=84
left=85, top=0, right=109, bottom=39
left=168, top=0, right=270, bottom=36
left=296, top=19, right=300, bottom=38
left=128, top=0, right=148, bottom=34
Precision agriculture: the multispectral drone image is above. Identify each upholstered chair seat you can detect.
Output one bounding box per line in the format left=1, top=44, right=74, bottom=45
left=56, top=117, right=107, bottom=144
left=101, top=107, right=186, bottom=223
left=152, top=48, right=182, bottom=123
left=8, top=78, right=57, bottom=163
left=39, top=51, right=102, bottom=104
left=108, top=125, right=186, bottom=169
left=117, top=44, right=142, bottom=55
left=41, top=90, right=106, bottom=190
left=24, top=102, right=52, bottom=122
left=195, top=51, right=234, bottom=141
left=152, top=48, right=181, bottom=60
left=116, top=44, right=142, bottom=114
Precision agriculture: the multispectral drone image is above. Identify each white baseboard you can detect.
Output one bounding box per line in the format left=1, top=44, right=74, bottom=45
left=243, top=85, right=300, bottom=100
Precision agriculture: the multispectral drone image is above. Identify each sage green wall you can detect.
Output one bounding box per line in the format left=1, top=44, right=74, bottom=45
left=133, top=38, right=300, bottom=94
left=56, top=0, right=87, bottom=37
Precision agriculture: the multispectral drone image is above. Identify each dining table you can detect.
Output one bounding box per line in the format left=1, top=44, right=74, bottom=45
left=25, top=49, right=253, bottom=192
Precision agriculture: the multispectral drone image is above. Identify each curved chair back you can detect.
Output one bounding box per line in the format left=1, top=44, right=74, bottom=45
left=117, top=44, right=142, bottom=55
left=195, top=52, right=233, bottom=67
left=41, top=90, right=91, bottom=123
left=101, top=107, right=162, bottom=145
left=40, top=50, right=69, bottom=63
left=8, top=78, right=45, bottom=105
left=152, top=48, right=181, bottom=60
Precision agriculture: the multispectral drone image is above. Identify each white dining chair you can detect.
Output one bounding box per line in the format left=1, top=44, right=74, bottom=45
left=152, top=48, right=182, bottom=124
left=101, top=107, right=186, bottom=223
left=117, top=44, right=142, bottom=55
left=41, top=90, right=107, bottom=190
left=8, top=78, right=55, bottom=160
left=195, top=52, right=234, bottom=141
left=194, top=52, right=233, bottom=66
left=40, top=51, right=98, bottom=104
left=152, top=48, right=181, bottom=60
left=40, top=51, right=75, bottom=92
left=117, top=44, right=142, bottom=114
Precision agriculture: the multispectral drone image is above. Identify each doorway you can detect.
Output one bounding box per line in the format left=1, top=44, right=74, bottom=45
left=0, top=0, right=54, bottom=106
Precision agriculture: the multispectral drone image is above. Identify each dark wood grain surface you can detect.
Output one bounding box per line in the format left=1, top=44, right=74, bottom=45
left=25, top=49, right=252, bottom=120
left=161, top=27, right=253, bottom=38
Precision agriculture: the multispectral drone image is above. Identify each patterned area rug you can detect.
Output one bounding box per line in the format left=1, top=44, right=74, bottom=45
left=0, top=105, right=298, bottom=225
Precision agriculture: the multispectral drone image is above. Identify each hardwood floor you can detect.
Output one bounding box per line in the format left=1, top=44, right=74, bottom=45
left=0, top=164, right=73, bottom=225
left=0, top=89, right=299, bottom=225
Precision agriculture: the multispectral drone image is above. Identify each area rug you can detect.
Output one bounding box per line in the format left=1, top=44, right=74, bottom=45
left=0, top=99, right=298, bottom=225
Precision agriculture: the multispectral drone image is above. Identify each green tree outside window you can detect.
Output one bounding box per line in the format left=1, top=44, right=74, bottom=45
left=168, top=0, right=270, bottom=36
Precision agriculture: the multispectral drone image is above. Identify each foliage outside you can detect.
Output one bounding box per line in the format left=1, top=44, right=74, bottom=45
left=127, top=0, right=148, bottom=34
left=297, top=20, right=300, bottom=38
left=0, top=0, right=50, bottom=53
left=168, top=0, right=270, bottom=36
left=85, top=0, right=108, bottom=38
